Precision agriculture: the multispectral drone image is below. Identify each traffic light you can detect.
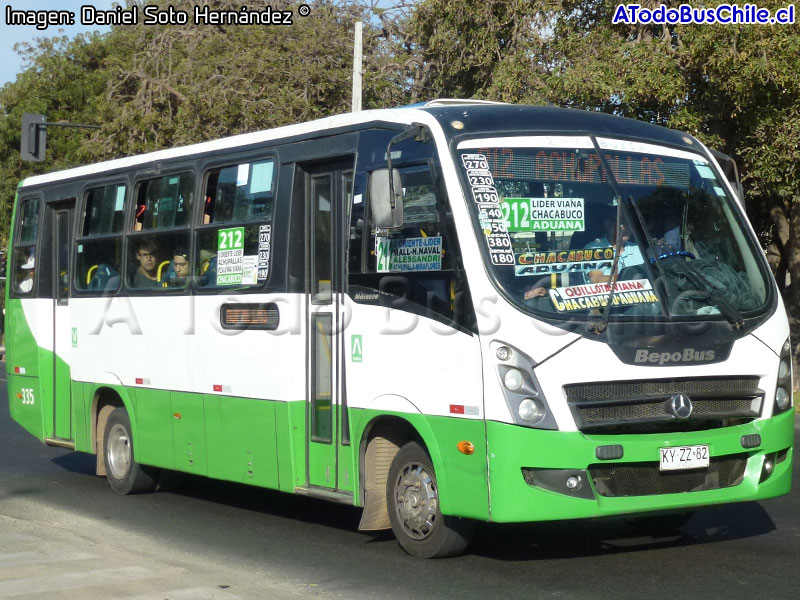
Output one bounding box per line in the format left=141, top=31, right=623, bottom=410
left=21, top=113, right=47, bottom=162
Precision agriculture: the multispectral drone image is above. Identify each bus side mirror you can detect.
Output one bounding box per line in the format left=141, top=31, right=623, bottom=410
left=369, top=169, right=403, bottom=228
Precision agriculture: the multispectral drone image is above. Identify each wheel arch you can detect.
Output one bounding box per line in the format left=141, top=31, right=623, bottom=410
left=356, top=412, right=449, bottom=531
left=90, top=385, right=133, bottom=476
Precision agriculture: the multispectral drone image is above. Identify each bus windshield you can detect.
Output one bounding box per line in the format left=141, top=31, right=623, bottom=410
left=457, top=136, right=770, bottom=321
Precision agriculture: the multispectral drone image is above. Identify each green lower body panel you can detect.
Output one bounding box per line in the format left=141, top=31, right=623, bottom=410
left=11, top=361, right=792, bottom=527
left=349, top=409, right=490, bottom=520
left=6, top=374, right=45, bottom=440
left=487, top=410, right=794, bottom=522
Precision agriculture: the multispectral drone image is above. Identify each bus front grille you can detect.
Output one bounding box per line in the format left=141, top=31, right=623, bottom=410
left=564, top=377, right=763, bottom=434
left=589, top=454, right=748, bottom=497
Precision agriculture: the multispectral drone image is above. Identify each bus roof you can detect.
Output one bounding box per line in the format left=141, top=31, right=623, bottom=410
left=20, top=101, right=700, bottom=188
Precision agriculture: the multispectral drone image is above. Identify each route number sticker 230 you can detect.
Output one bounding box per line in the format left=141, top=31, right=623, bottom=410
left=19, top=388, right=35, bottom=405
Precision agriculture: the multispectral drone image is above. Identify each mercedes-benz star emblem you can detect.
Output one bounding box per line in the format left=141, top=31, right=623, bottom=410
left=669, top=394, right=693, bottom=419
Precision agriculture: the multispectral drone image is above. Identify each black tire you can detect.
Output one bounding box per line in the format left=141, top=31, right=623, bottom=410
left=386, top=442, right=474, bottom=558
left=103, top=407, right=157, bottom=495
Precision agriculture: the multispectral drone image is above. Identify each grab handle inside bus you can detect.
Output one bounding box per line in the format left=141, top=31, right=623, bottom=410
left=369, top=168, right=404, bottom=228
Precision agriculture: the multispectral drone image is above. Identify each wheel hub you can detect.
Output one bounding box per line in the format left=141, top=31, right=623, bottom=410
left=394, top=463, right=439, bottom=540
left=107, top=423, right=131, bottom=480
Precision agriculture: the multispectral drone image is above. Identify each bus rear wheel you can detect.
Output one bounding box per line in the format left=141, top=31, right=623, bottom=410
left=386, top=442, right=474, bottom=558
left=103, top=407, right=157, bottom=495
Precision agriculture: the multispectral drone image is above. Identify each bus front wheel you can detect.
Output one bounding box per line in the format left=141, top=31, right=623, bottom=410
left=386, top=441, right=474, bottom=558
left=103, top=407, right=157, bottom=495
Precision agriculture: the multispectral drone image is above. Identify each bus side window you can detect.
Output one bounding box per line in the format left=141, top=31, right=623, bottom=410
left=195, top=158, right=275, bottom=289
left=76, top=239, right=122, bottom=292
left=12, top=197, right=40, bottom=295
left=76, top=183, right=126, bottom=294
left=127, top=233, right=191, bottom=290
left=349, top=164, right=469, bottom=324
left=133, top=173, right=194, bottom=231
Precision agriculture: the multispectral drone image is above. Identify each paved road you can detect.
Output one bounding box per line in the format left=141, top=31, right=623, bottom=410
left=1, top=375, right=799, bottom=599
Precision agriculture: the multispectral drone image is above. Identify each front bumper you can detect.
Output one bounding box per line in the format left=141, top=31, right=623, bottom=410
left=486, top=410, right=794, bottom=522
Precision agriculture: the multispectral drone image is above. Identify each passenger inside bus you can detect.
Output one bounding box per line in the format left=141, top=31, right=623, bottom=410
left=163, top=247, right=190, bottom=288
left=173, top=248, right=190, bottom=280
left=582, top=207, right=644, bottom=284
left=131, top=239, right=161, bottom=288
left=18, top=254, right=35, bottom=293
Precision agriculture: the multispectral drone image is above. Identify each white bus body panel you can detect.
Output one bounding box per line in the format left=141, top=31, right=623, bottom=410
left=344, top=297, right=484, bottom=418
left=67, top=294, right=306, bottom=402
left=533, top=333, right=780, bottom=432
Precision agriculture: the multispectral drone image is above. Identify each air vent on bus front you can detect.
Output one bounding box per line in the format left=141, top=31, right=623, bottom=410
left=564, top=377, right=763, bottom=435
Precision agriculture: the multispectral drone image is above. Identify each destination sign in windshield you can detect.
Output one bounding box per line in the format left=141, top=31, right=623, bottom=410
left=478, top=148, right=690, bottom=188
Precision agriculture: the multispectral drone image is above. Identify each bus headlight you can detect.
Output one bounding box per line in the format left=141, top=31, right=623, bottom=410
left=518, top=398, right=546, bottom=423
left=491, top=341, right=557, bottom=430
left=775, top=387, right=791, bottom=411
left=504, top=368, right=524, bottom=391
left=774, top=338, right=793, bottom=415
left=778, top=358, right=790, bottom=380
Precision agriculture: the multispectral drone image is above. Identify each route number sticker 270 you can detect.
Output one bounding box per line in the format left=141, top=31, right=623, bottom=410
left=659, top=444, right=709, bottom=471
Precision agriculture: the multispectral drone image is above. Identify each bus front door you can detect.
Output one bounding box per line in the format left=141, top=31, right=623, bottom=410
left=305, top=162, right=351, bottom=490
left=45, top=200, right=76, bottom=442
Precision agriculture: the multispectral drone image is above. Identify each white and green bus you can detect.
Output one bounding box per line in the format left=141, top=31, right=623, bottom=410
left=4, top=101, right=793, bottom=557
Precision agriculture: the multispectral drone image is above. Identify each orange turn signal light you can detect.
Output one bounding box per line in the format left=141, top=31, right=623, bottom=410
left=457, top=441, right=475, bottom=455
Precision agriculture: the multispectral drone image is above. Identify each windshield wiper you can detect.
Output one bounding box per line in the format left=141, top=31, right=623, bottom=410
left=588, top=137, right=666, bottom=333
left=588, top=137, right=744, bottom=331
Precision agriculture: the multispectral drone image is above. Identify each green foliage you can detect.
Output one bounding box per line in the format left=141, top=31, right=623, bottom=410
left=0, top=32, right=109, bottom=242
left=405, top=0, right=550, bottom=103
left=408, top=0, right=800, bottom=338
left=0, top=0, right=383, bottom=245
left=83, top=0, right=372, bottom=157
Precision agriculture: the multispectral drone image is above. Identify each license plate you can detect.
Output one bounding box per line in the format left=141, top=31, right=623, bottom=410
left=659, top=445, right=709, bottom=471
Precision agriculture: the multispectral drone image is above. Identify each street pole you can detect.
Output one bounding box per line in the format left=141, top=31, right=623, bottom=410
left=352, top=21, right=363, bottom=112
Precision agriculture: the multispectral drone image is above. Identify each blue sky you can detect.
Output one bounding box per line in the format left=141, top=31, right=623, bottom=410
left=1, top=0, right=117, bottom=85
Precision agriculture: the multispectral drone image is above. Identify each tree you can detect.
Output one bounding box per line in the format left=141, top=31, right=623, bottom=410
left=0, top=32, right=110, bottom=241
left=82, top=0, right=377, bottom=157
left=0, top=0, right=391, bottom=245
left=401, top=0, right=550, bottom=103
